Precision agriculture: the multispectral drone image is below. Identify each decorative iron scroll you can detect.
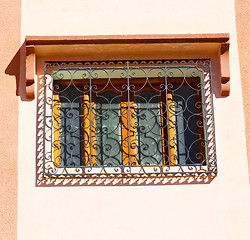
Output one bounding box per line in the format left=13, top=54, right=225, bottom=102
left=42, top=59, right=217, bottom=180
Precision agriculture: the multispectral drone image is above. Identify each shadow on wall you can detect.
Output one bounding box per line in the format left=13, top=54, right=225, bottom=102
left=5, top=42, right=30, bottom=101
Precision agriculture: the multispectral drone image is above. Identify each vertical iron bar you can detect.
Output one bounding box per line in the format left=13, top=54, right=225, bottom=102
left=208, top=60, right=217, bottom=172
left=200, top=69, right=209, bottom=168
left=50, top=66, right=55, bottom=170
left=126, top=61, right=131, bottom=170
left=43, top=63, right=47, bottom=176
left=89, top=68, right=92, bottom=166
left=164, top=66, right=171, bottom=166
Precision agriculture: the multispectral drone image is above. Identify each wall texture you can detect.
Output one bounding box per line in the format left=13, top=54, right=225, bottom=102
left=13, top=0, right=250, bottom=239
left=0, top=0, right=20, bottom=239
left=235, top=0, right=250, bottom=181
left=1, top=1, right=249, bottom=239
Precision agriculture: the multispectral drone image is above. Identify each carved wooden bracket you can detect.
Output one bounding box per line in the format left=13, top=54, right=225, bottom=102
left=25, top=45, right=35, bottom=100
left=25, top=34, right=230, bottom=100
left=220, top=41, right=230, bottom=96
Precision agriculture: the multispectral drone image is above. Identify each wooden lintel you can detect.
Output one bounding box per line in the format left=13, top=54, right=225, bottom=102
left=25, top=33, right=230, bottom=45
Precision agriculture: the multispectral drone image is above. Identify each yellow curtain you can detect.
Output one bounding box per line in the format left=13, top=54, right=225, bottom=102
left=83, top=94, right=96, bottom=166
left=53, top=93, right=61, bottom=167
left=167, top=92, right=176, bottom=165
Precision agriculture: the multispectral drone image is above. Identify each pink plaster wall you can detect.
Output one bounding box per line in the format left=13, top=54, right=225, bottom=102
left=16, top=0, right=250, bottom=239
left=0, top=0, right=20, bottom=239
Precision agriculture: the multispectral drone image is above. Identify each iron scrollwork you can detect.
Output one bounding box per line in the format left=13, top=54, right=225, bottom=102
left=42, top=59, right=217, bottom=180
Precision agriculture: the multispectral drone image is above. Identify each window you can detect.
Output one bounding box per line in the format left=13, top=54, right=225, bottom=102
left=44, top=60, right=217, bottom=177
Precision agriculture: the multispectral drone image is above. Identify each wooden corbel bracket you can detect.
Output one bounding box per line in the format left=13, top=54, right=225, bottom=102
left=25, top=44, right=35, bottom=100
left=220, top=41, right=230, bottom=96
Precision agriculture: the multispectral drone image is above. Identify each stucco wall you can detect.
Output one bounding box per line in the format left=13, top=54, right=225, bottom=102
left=235, top=0, right=250, bottom=181
left=0, top=0, right=20, bottom=239
left=18, top=0, right=250, bottom=240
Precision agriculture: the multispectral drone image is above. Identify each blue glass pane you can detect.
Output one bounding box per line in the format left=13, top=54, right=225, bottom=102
left=95, top=92, right=122, bottom=166
left=135, top=91, right=163, bottom=165
left=59, top=87, right=82, bottom=166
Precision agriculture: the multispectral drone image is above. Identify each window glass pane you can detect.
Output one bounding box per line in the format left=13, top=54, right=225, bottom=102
left=95, top=91, right=122, bottom=166
left=58, top=87, right=82, bottom=167
left=135, top=91, right=163, bottom=166
left=172, top=83, right=206, bottom=165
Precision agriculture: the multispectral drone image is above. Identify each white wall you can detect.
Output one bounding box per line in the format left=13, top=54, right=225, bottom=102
left=18, top=0, right=250, bottom=239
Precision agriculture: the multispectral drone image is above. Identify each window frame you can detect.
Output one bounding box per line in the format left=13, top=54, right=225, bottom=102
left=43, top=59, right=217, bottom=178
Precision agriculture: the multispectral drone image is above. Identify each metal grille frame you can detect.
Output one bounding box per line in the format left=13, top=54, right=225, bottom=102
left=42, top=59, right=217, bottom=180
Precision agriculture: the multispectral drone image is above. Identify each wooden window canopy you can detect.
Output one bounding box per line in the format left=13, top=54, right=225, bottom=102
left=25, top=33, right=230, bottom=100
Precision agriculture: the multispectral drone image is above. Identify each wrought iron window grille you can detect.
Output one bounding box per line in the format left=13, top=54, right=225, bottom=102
left=43, top=59, right=217, bottom=179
